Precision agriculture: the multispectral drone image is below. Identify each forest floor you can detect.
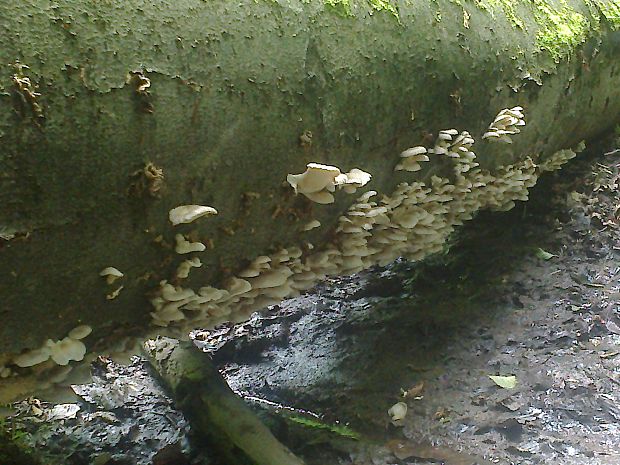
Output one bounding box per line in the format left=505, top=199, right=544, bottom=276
left=7, top=137, right=620, bottom=465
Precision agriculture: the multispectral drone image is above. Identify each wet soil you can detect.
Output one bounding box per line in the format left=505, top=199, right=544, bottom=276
left=6, top=140, right=620, bottom=465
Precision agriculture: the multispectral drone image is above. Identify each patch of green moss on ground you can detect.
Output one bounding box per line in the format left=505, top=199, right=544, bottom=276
left=533, top=0, right=590, bottom=61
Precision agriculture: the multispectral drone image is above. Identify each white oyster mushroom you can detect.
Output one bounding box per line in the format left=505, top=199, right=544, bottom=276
left=176, top=257, right=202, bottom=279
left=48, top=338, right=87, bottom=366
left=287, top=163, right=371, bottom=203
left=225, top=277, right=253, bottom=297
left=336, top=168, right=372, bottom=193
left=395, top=146, right=430, bottom=172
left=13, top=346, right=52, bottom=367
left=160, top=281, right=196, bottom=302
left=169, top=205, right=218, bottom=225
left=238, top=256, right=272, bottom=277
left=304, top=190, right=335, bottom=204
left=483, top=106, right=526, bottom=143
left=287, top=163, right=341, bottom=195
left=68, top=325, right=92, bottom=340
left=302, top=219, right=321, bottom=231
left=175, top=234, right=206, bottom=254
left=99, top=267, right=124, bottom=284
left=248, top=268, right=293, bottom=289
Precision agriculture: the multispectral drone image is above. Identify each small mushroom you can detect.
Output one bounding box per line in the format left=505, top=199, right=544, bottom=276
left=303, top=219, right=321, bottom=231
left=68, top=325, right=92, bottom=340
left=287, top=163, right=341, bottom=195
left=247, top=268, right=293, bottom=289
left=175, top=234, right=206, bottom=254
left=169, top=205, right=218, bottom=225
left=99, top=267, right=124, bottom=285
left=388, top=402, right=408, bottom=424
left=304, top=190, right=335, bottom=204
left=225, top=277, right=252, bottom=297
left=336, top=168, right=372, bottom=194
left=13, top=346, right=52, bottom=368
left=482, top=106, right=525, bottom=143
left=48, top=338, right=87, bottom=366
left=176, top=257, right=202, bottom=279
left=160, top=281, right=196, bottom=301
left=106, top=286, right=124, bottom=300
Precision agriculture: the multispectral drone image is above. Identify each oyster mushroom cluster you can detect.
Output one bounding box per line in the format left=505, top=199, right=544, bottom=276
left=2, top=106, right=588, bottom=403
left=482, top=106, right=526, bottom=143
left=287, top=163, right=372, bottom=204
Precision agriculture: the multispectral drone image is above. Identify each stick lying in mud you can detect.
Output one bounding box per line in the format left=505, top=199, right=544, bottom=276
left=143, top=336, right=305, bottom=465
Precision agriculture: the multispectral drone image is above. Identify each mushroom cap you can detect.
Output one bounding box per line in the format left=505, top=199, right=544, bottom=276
left=49, top=338, right=87, bottom=366
left=176, top=257, right=202, bottom=278
left=198, top=287, right=230, bottom=302
left=161, top=282, right=196, bottom=302
left=225, top=277, right=252, bottom=297
left=13, top=346, right=52, bottom=367
left=100, top=267, right=124, bottom=283
left=68, top=325, right=92, bottom=340
left=302, top=219, right=321, bottom=231
left=341, top=168, right=372, bottom=188
left=99, top=267, right=123, bottom=278
left=287, top=163, right=341, bottom=194
left=156, top=303, right=186, bottom=323
left=304, top=190, right=335, bottom=204
left=400, top=146, right=428, bottom=158
left=175, top=234, right=207, bottom=254
left=169, top=205, right=218, bottom=225
left=248, top=268, right=293, bottom=289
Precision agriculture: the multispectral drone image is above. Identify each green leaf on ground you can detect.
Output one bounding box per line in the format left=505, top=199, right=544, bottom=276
left=288, top=415, right=360, bottom=440
left=535, top=248, right=556, bottom=260
left=489, top=375, right=517, bottom=389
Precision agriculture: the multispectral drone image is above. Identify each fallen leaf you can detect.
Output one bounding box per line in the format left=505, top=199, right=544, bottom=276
left=535, top=248, right=556, bottom=260
left=489, top=375, right=518, bottom=389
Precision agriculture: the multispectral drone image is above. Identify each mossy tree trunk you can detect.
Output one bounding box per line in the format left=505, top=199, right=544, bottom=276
left=1, top=0, right=620, bottom=401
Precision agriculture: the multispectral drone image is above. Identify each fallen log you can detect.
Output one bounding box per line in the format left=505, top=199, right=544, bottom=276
left=1, top=0, right=620, bottom=401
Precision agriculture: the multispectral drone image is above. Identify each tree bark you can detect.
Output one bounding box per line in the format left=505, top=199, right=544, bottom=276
left=1, top=0, right=620, bottom=401
left=143, top=337, right=305, bottom=465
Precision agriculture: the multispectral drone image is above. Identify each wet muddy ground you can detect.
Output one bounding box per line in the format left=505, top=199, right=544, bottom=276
left=5, top=139, right=620, bottom=465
